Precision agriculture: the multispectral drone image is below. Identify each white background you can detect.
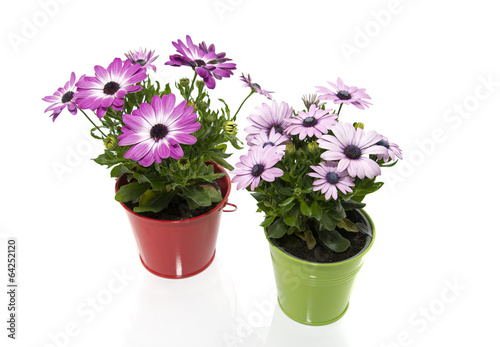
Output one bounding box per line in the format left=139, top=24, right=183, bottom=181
left=1, top=0, right=499, bottom=346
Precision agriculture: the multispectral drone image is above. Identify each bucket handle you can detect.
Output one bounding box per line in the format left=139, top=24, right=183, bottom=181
left=223, top=203, right=237, bottom=213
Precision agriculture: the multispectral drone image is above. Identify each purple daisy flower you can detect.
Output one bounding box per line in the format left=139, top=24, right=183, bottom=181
left=318, top=123, right=387, bottom=179
left=75, top=58, right=147, bottom=118
left=248, top=128, right=289, bottom=154
left=42, top=72, right=85, bottom=121
left=308, top=161, right=355, bottom=200
left=240, top=73, right=273, bottom=100
left=117, top=94, right=201, bottom=167
left=316, top=78, right=372, bottom=110
left=285, top=104, right=337, bottom=140
left=165, top=35, right=236, bottom=89
left=125, top=48, right=159, bottom=72
left=375, top=136, right=403, bottom=163
left=245, top=101, right=294, bottom=143
left=231, top=146, right=284, bottom=191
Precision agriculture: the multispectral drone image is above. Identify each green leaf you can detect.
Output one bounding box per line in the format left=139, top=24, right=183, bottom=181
left=93, top=152, right=123, bottom=168
left=284, top=215, right=296, bottom=227
left=321, top=212, right=336, bottom=231
left=134, top=192, right=174, bottom=213
left=337, top=218, right=359, bottom=232
left=251, top=192, right=267, bottom=202
left=181, top=187, right=212, bottom=207
left=115, top=182, right=149, bottom=203
left=318, top=228, right=350, bottom=253
left=311, top=200, right=322, bottom=221
left=304, top=229, right=317, bottom=250
left=260, top=215, right=276, bottom=228
left=139, top=189, right=161, bottom=206
left=300, top=200, right=312, bottom=216
left=341, top=199, right=366, bottom=210
left=205, top=189, right=223, bottom=203
left=110, top=164, right=133, bottom=178
left=279, top=197, right=296, bottom=208
left=267, top=218, right=288, bottom=238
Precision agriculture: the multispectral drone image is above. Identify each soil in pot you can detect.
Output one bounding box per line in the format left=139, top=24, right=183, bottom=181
left=124, top=181, right=222, bottom=221
left=271, top=210, right=368, bottom=263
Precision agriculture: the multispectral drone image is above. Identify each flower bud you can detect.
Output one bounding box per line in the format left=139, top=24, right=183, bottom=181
left=196, top=80, right=205, bottom=90
left=179, top=78, right=190, bottom=87
left=103, top=136, right=117, bottom=150
left=285, top=142, right=296, bottom=154
left=306, top=141, right=319, bottom=155
left=353, top=122, right=364, bottom=130
left=224, top=121, right=238, bottom=135
left=178, top=158, right=190, bottom=170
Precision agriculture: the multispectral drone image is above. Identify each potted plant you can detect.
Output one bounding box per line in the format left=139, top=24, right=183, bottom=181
left=231, top=77, right=402, bottom=324
left=42, top=36, right=269, bottom=279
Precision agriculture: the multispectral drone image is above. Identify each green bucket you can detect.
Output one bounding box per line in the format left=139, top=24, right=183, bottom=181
left=267, top=209, right=375, bottom=325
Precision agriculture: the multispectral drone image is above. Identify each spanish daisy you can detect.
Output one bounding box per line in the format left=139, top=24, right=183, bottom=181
left=245, top=101, right=293, bottom=142
left=318, top=123, right=387, bottom=179
left=316, top=78, right=372, bottom=110
left=231, top=146, right=284, bottom=191
left=285, top=104, right=337, bottom=140
left=308, top=161, right=355, bottom=200
left=125, top=48, right=159, bottom=72
left=42, top=72, right=85, bottom=121
left=240, top=73, right=273, bottom=100
left=117, top=94, right=200, bottom=167
left=375, top=136, right=403, bottom=163
left=248, top=128, right=289, bottom=154
left=165, top=35, right=236, bottom=89
left=301, top=94, right=325, bottom=110
left=75, top=58, right=147, bottom=118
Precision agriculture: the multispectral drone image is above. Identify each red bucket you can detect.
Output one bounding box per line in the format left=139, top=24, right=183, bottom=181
left=115, top=162, right=236, bottom=279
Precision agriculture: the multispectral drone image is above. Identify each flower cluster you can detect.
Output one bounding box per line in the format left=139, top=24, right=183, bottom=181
left=232, top=78, right=402, bottom=252
left=43, top=36, right=268, bottom=217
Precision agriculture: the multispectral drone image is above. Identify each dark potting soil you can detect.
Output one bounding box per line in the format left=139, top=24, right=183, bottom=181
left=271, top=210, right=370, bottom=263
left=123, top=182, right=221, bottom=221
left=125, top=200, right=219, bottom=221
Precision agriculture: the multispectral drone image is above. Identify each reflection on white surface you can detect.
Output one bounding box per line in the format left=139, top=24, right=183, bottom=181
left=121, top=258, right=237, bottom=347
left=264, top=306, right=351, bottom=347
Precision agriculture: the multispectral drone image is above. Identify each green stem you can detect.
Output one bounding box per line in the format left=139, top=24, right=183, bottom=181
left=336, top=103, right=344, bottom=119
left=79, top=109, right=106, bottom=138
left=234, top=91, right=255, bottom=119
left=187, top=71, right=198, bottom=100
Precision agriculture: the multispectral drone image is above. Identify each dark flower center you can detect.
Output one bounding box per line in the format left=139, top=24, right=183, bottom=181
left=251, top=164, right=265, bottom=177
left=136, top=59, right=147, bottom=66
left=337, top=90, right=351, bottom=100
left=303, top=117, right=318, bottom=127
left=61, top=91, right=74, bottom=103
left=376, top=140, right=390, bottom=148
left=270, top=124, right=283, bottom=135
left=263, top=142, right=275, bottom=148
left=326, top=172, right=339, bottom=184
left=194, top=59, right=206, bottom=67
left=150, top=124, right=169, bottom=141
left=344, top=144, right=362, bottom=159
left=103, top=81, right=120, bottom=95
left=252, top=83, right=261, bottom=90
